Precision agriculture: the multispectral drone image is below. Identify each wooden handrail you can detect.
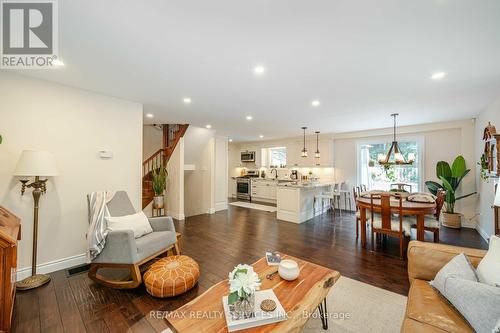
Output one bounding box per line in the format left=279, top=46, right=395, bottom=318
left=142, top=123, right=189, bottom=208
left=143, top=149, right=164, bottom=166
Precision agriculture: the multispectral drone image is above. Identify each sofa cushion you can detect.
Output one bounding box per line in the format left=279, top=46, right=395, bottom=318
left=430, top=253, right=478, bottom=293
left=135, top=231, right=177, bottom=262
left=443, top=277, right=500, bottom=333
left=406, top=280, right=473, bottom=333
left=476, top=235, right=500, bottom=286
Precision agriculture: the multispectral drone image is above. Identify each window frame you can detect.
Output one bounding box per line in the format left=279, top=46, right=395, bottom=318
left=355, top=135, right=425, bottom=192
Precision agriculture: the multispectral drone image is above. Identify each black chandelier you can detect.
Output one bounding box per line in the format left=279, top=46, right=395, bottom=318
left=378, top=113, right=415, bottom=166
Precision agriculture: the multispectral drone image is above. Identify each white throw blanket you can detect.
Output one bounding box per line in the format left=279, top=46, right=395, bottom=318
left=87, top=191, right=115, bottom=262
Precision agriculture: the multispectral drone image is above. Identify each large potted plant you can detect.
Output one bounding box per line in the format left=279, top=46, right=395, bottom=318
left=425, top=155, right=476, bottom=228
left=151, top=166, right=167, bottom=209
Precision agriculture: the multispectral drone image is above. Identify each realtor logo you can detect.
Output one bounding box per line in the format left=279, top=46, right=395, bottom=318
left=1, top=0, right=58, bottom=68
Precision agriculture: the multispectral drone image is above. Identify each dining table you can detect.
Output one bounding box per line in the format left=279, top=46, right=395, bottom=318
left=356, top=194, right=436, bottom=248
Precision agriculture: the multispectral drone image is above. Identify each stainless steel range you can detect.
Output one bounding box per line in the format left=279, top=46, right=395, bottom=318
left=236, top=169, right=259, bottom=200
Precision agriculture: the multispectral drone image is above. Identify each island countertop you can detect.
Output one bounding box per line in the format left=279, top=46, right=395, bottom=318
left=276, top=181, right=333, bottom=189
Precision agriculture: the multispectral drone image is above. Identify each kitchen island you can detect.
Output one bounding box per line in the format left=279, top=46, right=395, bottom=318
left=276, top=182, right=333, bottom=223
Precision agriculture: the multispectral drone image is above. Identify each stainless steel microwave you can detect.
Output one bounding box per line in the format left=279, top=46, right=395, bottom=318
left=241, top=151, right=255, bottom=162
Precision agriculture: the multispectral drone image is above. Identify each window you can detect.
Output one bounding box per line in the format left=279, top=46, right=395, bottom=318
left=264, top=147, right=287, bottom=167
left=358, top=140, right=422, bottom=192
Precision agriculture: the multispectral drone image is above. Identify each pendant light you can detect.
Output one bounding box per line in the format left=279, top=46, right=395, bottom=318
left=378, top=113, right=415, bottom=166
left=301, top=127, right=308, bottom=157
left=315, top=131, right=320, bottom=158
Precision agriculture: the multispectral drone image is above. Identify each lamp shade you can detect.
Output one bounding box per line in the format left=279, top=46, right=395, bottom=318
left=14, top=150, right=59, bottom=177
left=495, top=184, right=500, bottom=207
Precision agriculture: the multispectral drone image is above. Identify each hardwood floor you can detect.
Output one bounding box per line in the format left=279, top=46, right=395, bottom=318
left=12, top=205, right=487, bottom=333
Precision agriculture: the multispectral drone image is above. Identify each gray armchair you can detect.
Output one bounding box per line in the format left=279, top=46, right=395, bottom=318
left=87, top=191, right=180, bottom=289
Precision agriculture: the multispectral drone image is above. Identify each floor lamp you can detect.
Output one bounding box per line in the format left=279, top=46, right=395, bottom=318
left=14, top=150, right=59, bottom=290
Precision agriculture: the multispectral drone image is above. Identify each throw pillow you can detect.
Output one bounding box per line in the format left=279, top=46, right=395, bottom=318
left=407, top=192, right=436, bottom=203
left=430, top=253, right=478, bottom=292
left=106, top=211, right=153, bottom=238
left=476, top=235, right=500, bottom=286
left=443, top=277, right=500, bottom=333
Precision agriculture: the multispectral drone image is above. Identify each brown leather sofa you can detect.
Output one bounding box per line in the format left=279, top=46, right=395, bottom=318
left=401, top=241, right=487, bottom=333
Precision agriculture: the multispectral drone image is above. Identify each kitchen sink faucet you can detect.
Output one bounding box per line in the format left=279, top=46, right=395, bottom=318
left=270, top=168, right=278, bottom=179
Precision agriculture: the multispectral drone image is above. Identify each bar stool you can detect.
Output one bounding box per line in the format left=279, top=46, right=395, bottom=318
left=314, top=185, right=334, bottom=216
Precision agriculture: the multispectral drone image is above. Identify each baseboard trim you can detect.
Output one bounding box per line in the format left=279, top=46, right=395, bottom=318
left=167, top=211, right=185, bottom=220
left=17, top=253, right=87, bottom=281
left=476, top=225, right=490, bottom=243
left=215, top=201, right=228, bottom=212
left=207, top=208, right=216, bottom=214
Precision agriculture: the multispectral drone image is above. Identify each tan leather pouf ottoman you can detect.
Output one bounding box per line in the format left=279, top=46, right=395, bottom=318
left=144, top=255, right=200, bottom=298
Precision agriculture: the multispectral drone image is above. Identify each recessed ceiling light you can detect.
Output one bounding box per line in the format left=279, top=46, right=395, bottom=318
left=183, top=97, right=192, bottom=104
left=254, top=65, right=266, bottom=75
left=53, top=59, right=64, bottom=66
left=206, top=124, right=212, bottom=129
left=246, top=115, right=253, bottom=120
left=311, top=100, right=321, bottom=107
left=146, top=113, right=154, bottom=118
left=431, top=72, right=446, bottom=80
left=259, top=134, right=264, bottom=139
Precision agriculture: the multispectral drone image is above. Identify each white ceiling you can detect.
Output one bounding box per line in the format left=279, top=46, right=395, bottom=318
left=10, top=0, right=500, bottom=141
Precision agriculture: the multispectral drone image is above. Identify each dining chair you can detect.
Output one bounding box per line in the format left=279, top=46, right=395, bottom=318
left=360, top=184, right=367, bottom=192
left=411, top=190, right=445, bottom=243
left=353, top=186, right=370, bottom=238
left=370, top=193, right=412, bottom=259
left=390, top=183, right=412, bottom=193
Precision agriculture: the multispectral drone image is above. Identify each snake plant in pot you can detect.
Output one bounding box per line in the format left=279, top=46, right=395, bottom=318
left=425, top=155, right=476, bottom=228
left=151, top=165, right=167, bottom=209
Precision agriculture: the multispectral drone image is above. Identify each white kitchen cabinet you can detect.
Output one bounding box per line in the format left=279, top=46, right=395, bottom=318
left=251, top=179, right=277, bottom=201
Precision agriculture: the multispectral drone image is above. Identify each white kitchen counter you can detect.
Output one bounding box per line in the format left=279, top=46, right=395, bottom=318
left=276, top=182, right=333, bottom=223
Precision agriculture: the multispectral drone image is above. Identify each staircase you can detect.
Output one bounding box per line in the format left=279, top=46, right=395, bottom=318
left=142, top=124, right=189, bottom=209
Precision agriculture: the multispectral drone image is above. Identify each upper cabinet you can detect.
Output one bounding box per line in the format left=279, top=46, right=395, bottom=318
left=238, top=137, right=334, bottom=168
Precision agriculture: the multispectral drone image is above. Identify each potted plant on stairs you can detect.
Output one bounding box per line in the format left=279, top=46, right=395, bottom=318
left=425, top=155, right=476, bottom=228
left=151, top=166, right=167, bottom=209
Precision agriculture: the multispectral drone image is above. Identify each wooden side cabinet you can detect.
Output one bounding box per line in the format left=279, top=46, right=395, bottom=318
left=0, top=206, right=21, bottom=333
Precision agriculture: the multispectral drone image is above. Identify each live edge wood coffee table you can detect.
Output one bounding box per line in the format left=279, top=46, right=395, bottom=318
left=166, top=254, right=340, bottom=333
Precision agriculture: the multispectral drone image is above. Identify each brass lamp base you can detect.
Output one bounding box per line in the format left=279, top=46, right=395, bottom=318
left=16, top=274, right=51, bottom=290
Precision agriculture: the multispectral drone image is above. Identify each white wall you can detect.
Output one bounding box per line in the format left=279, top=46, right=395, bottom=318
left=183, top=127, right=217, bottom=217
left=215, top=136, right=228, bottom=211
left=143, top=125, right=162, bottom=160
left=333, top=120, right=477, bottom=223
left=0, top=73, right=142, bottom=277
left=475, top=95, right=500, bottom=240
left=166, top=137, right=185, bottom=220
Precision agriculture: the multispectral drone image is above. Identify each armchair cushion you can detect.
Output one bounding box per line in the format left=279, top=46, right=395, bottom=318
left=135, top=231, right=177, bottom=262
left=106, top=211, right=153, bottom=238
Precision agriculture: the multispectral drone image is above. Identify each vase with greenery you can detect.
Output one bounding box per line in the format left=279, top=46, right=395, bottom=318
left=478, top=153, right=489, bottom=181
left=227, top=264, right=261, bottom=320
left=425, top=155, right=476, bottom=228
left=151, top=165, right=167, bottom=209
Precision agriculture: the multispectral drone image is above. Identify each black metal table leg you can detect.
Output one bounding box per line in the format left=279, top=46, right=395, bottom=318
left=317, top=297, right=328, bottom=330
